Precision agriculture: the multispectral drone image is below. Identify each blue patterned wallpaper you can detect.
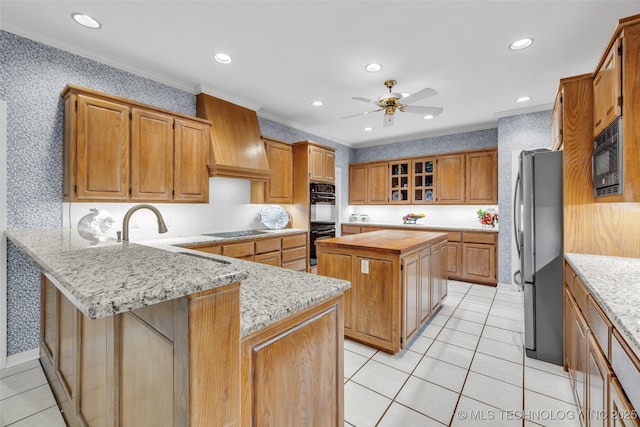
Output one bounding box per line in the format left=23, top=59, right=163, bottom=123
left=354, top=128, right=498, bottom=162
left=496, top=110, right=553, bottom=285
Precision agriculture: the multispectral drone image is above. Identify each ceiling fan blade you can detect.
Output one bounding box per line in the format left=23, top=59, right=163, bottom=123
left=353, top=96, right=381, bottom=106
left=340, top=108, right=383, bottom=119
left=383, top=113, right=394, bottom=128
left=401, top=105, right=443, bottom=116
left=401, top=88, right=437, bottom=105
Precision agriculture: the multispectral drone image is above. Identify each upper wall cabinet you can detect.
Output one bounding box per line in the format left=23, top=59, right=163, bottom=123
left=62, top=85, right=210, bottom=203
left=593, top=37, right=622, bottom=137
left=308, top=144, right=336, bottom=184
left=251, top=137, right=293, bottom=204
left=348, top=148, right=497, bottom=206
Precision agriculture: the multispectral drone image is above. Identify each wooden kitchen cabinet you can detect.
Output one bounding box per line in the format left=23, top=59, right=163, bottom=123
left=389, top=160, right=411, bottom=204
left=551, top=89, right=564, bottom=151
left=62, top=85, right=211, bottom=203
left=412, top=158, right=436, bottom=204
left=588, top=332, right=612, bottom=427
left=308, top=143, right=335, bottom=184
left=281, top=233, right=307, bottom=272
left=593, top=37, right=622, bottom=137
left=437, top=154, right=465, bottom=204
left=251, top=137, right=293, bottom=204
left=317, top=230, right=447, bottom=354
left=610, top=377, right=640, bottom=427
left=465, top=150, right=497, bottom=204
left=240, top=295, right=344, bottom=427
left=460, top=232, right=497, bottom=285
left=349, top=161, right=388, bottom=204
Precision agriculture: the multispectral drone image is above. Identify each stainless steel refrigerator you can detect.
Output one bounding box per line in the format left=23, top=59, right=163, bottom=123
left=513, top=149, right=564, bottom=365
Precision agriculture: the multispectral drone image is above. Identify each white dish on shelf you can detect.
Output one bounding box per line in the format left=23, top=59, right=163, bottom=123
left=392, top=191, right=400, bottom=200
left=259, top=205, right=290, bottom=229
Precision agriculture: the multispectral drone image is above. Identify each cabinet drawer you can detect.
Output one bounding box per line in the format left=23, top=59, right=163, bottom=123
left=446, top=232, right=462, bottom=242
left=341, top=225, right=361, bottom=235
left=611, top=330, right=640, bottom=411
left=282, top=233, right=306, bottom=249
left=565, top=264, right=575, bottom=294
left=189, top=245, right=221, bottom=255
left=586, top=295, right=612, bottom=360
left=573, top=275, right=589, bottom=314
left=255, top=238, right=281, bottom=254
left=222, top=241, right=255, bottom=258
left=360, top=226, right=384, bottom=233
left=282, top=258, right=307, bottom=272
left=462, top=232, right=496, bottom=244
left=255, top=251, right=281, bottom=267
left=282, top=247, right=306, bottom=263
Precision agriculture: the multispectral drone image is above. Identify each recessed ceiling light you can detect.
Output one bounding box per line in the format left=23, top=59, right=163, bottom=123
left=311, top=101, right=324, bottom=107
left=509, top=38, right=534, bottom=50
left=401, top=92, right=411, bottom=98
left=214, top=53, right=232, bottom=64
left=364, top=127, right=373, bottom=132
left=516, top=96, right=532, bottom=103
left=365, top=63, right=382, bottom=73
left=71, top=13, right=101, bottom=29
left=423, top=115, right=434, bottom=120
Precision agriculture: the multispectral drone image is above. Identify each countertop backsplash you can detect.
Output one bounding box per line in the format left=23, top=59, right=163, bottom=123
left=64, top=178, right=289, bottom=241
left=346, top=205, right=499, bottom=228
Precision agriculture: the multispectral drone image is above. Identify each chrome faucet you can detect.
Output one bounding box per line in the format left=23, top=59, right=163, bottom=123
left=121, top=204, right=168, bottom=242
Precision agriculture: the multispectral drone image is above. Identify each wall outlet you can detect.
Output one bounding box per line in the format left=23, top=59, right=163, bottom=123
left=361, top=259, right=369, bottom=274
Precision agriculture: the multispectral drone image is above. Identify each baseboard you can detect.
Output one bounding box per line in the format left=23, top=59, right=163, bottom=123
left=6, top=348, right=39, bottom=368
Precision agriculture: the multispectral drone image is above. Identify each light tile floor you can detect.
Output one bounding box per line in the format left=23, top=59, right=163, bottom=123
left=344, top=280, right=579, bottom=427
left=0, top=281, right=577, bottom=427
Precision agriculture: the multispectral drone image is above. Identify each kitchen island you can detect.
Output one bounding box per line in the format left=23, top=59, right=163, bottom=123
left=6, top=228, right=350, bottom=427
left=316, top=230, right=447, bottom=354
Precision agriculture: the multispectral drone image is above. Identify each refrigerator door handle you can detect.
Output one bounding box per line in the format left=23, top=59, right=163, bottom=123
left=513, top=172, right=522, bottom=258
left=524, top=281, right=536, bottom=350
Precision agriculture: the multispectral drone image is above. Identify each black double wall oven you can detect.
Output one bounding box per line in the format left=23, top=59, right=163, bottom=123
left=310, top=183, right=336, bottom=266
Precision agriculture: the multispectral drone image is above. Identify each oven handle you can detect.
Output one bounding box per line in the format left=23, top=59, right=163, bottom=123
left=311, top=230, right=336, bottom=236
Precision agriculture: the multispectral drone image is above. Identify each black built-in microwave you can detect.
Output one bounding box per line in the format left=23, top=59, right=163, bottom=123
left=592, top=117, right=623, bottom=197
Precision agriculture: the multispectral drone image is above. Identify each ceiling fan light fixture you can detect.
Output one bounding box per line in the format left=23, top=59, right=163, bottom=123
left=365, top=63, right=382, bottom=73
left=214, top=53, right=232, bottom=64
left=509, top=38, right=534, bottom=50
left=71, top=13, right=101, bottom=29
left=423, top=114, right=434, bottom=120
left=516, top=96, right=532, bottom=103
left=311, top=100, right=324, bottom=107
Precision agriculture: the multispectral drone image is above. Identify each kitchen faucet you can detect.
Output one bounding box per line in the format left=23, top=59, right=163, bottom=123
left=121, top=204, right=168, bottom=242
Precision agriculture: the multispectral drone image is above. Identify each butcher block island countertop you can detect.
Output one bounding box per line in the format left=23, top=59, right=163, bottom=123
left=316, top=230, right=448, bottom=354
left=6, top=228, right=350, bottom=427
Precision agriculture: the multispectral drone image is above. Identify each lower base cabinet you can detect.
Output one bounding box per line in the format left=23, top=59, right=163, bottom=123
left=564, top=261, right=640, bottom=427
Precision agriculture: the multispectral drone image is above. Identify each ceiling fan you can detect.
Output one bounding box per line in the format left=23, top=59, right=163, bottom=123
left=342, top=79, right=443, bottom=128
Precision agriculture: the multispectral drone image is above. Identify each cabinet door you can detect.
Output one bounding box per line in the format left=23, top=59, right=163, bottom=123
left=574, top=306, right=589, bottom=419
left=75, top=94, right=130, bottom=201
left=445, top=242, right=462, bottom=279
left=461, top=242, right=496, bottom=284
left=264, top=140, right=293, bottom=203
left=593, top=38, right=622, bottom=137
left=324, top=150, right=336, bottom=183
left=437, top=154, right=465, bottom=204
left=58, top=291, right=77, bottom=401
left=551, top=90, right=564, bottom=150
left=587, top=333, right=611, bottom=427
left=419, top=249, right=431, bottom=324
left=610, top=377, right=640, bottom=427
left=368, top=162, right=389, bottom=204
left=309, top=146, right=325, bottom=182
left=439, top=243, right=448, bottom=300
left=173, top=118, right=210, bottom=202
left=354, top=258, right=395, bottom=344
left=412, top=158, right=436, bottom=204
left=564, top=288, right=575, bottom=372
left=349, top=164, right=367, bottom=204
left=41, top=276, right=57, bottom=363
left=389, top=160, right=411, bottom=204
left=402, top=254, right=420, bottom=344
left=131, top=108, right=174, bottom=201
left=465, top=150, right=497, bottom=204
left=317, top=252, right=352, bottom=331
left=430, top=246, right=442, bottom=312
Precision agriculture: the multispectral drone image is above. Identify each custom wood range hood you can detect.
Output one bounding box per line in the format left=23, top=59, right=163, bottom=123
left=196, top=93, right=271, bottom=181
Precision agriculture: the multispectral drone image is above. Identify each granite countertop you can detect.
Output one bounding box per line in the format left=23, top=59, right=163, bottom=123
left=6, top=228, right=350, bottom=337
left=564, top=253, right=640, bottom=358
left=343, top=221, right=499, bottom=233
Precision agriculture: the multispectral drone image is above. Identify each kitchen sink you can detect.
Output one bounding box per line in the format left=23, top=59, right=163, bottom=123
left=201, top=230, right=269, bottom=239
left=175, top=251, right=231, bottom=265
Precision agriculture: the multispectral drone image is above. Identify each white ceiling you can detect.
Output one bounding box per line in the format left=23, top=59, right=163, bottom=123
left=2, top=1, right=639, bottom=148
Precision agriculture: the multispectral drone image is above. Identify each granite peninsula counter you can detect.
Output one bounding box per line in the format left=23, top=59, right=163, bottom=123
left=6, top=228, right=349, bottom=427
